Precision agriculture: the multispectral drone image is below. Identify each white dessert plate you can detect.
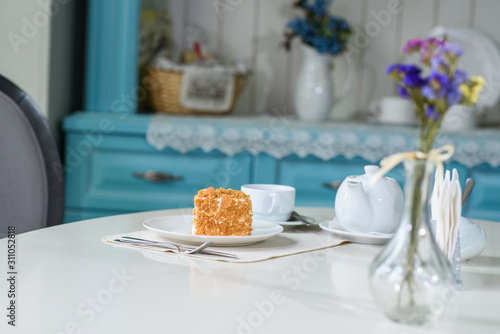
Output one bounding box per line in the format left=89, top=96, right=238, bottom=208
left=319, top=219, right=394, bottom=245
left=143, top=215, right=283, bottom=246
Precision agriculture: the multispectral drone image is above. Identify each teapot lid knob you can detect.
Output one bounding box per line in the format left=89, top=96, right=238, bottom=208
left=364, top=165, right=380, bottom=175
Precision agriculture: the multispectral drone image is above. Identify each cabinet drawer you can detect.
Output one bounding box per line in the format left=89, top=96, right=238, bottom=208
left=65, top=134, right=252, bottom=212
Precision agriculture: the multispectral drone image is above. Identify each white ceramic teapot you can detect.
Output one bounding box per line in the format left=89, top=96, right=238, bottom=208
left=334, top=165, right=404, bottom=234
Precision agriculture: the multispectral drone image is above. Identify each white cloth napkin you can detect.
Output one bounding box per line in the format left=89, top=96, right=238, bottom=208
left=102, top=227, right=348, bottom=263
left=431, top=169, right=462, bottom=262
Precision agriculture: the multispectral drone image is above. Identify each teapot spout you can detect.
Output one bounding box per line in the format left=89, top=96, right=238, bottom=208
left=342, top=180, right=373, bottom=232
left=347, top=180, right=367, bottom=194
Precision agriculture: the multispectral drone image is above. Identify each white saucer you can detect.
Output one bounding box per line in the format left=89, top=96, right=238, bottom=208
left=460, top=217, right=487, bottom=261
left=319, top=219, right=393, bottom=245
left=143, top=215, right=283, bottom=246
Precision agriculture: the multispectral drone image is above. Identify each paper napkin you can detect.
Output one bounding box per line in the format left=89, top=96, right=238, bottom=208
left=431, top=168, right=462, bottom=262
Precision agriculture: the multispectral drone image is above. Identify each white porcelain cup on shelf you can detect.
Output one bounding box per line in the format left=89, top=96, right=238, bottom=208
left=370, top=96, right=416, bottom=125
left=441, top=105, right=478, bottom=132
left=241, top=184, right=295, bottom=222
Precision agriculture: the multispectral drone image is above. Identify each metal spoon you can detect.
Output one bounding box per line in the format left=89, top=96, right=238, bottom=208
left=462, top=178, right=475, bottom=206
left=289, top=211, right=316, bottom=226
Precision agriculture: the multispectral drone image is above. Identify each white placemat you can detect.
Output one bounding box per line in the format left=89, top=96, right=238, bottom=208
left=102, top=226, right=348, bottom=263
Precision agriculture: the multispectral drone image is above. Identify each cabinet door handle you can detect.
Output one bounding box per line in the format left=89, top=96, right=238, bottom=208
left=322, top=180, right=342, bottom=190
left=133, top=170, right=182, bottom=183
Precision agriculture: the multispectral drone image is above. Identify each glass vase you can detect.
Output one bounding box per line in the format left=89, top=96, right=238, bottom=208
left=368, top=159, right=456, bottom=325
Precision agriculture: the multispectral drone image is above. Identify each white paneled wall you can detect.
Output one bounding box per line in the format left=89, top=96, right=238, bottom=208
left=165, top=0, right=500, bottom=121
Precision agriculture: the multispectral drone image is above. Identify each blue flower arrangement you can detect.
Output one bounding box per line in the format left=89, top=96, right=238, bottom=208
left=283, top=0, right=352, bottom=55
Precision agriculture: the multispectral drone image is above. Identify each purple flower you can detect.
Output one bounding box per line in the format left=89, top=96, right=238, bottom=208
left=440, top=42, right=463, bottom=57
left=386, top=64, right=401, bottom=74
left=386, top=64, right=421, bottom=76
left=402, top=65, right=422, bottom=76
left=421, top=85, right=436, bottom=100
left=422, top=71, right=463, bottom=105
left=447, top=90, right=462, bottom=105
left=425, top=105, right=439, bottom=121
left=387, top=64, right=427, bottom=91
left=403, top=70, right=427, bottom=87
left=422, top=72, right=449, bottom=100
left=426, top=37, right=446, bottom=47
left=397, top=86, right=410, bottom=98
left=386, top=39, right=471, bottom=110
left=453, top=69, right=468, bottom=86
left=403, top=38, right=424, bottom=53
left=431, top=55, right=448, bottom=72
left=425, top=105, right=440, bottom=120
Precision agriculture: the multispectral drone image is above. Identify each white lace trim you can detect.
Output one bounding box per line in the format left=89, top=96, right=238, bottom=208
left=146, top=114, right=500, bottom=168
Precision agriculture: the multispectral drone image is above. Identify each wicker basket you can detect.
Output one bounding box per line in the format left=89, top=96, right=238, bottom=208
left=145, top=66, right=246, bottom=115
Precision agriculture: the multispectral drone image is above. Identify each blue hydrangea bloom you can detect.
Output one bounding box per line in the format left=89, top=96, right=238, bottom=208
left=286, top=0, right=351, bottom=55
left=312, top=0, right=331, bottom=15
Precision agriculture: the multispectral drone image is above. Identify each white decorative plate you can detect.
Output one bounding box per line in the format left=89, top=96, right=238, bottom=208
left=319, top=219, right=393, bottom=245
left=143, top=215, right=283, bottom=246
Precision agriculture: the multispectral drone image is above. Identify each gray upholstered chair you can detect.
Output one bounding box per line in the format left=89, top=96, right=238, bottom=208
left=0, top=75, right=64, bottom=238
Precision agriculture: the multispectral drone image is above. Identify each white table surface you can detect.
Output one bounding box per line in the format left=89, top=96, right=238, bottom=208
left=1, top=207, right=499, bottom=334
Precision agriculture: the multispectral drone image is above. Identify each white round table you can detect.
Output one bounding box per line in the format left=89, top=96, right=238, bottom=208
left=1, top=207, right=499, bottom=334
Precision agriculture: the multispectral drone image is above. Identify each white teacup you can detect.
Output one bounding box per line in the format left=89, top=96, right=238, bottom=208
left=370, top=96, right=416, bottom=125
left=241, top=184, right=295, bottom=221
left=441, top=105, right=478, bottom=132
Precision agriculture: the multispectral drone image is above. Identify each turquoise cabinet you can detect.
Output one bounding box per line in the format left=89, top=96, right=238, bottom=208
left=85, top=0, right=140, bottom=113
left=63, top=112, right=500, bottom=223
left=468, top=165, right=500, bottom=221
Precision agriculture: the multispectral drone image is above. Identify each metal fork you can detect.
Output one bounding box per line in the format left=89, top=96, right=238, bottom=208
left=114, top=239, right=213, bottom=254
left=115, top=237, right=237, bottom=258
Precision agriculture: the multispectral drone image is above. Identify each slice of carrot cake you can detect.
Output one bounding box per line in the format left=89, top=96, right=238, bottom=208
left=192, top=187, right=253, bottom=236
